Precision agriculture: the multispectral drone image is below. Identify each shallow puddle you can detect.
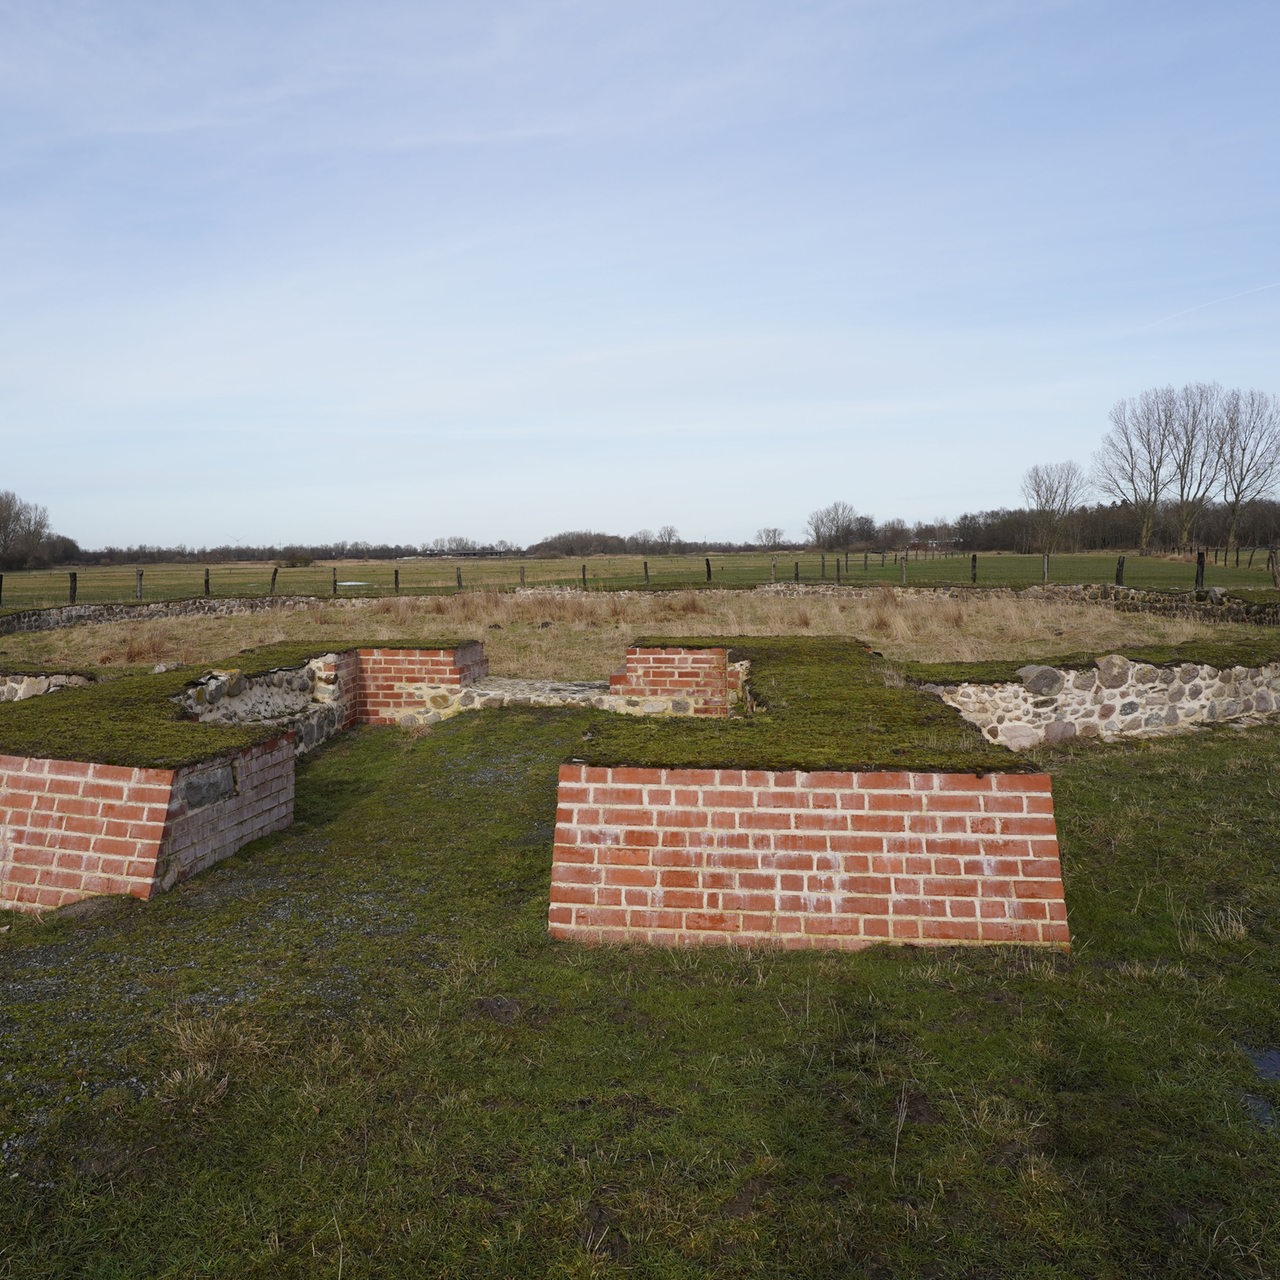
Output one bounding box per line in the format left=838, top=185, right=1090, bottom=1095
left=1246, top=1047, right=1280, bottom=1080
left=1243, top=1047, right=1278, bottom=1129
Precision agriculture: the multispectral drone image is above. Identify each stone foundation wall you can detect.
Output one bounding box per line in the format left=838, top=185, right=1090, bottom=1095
left=932, top=655, right=1280, bottom=749
left=550, top=766, right=1069, bottom=951
left=0, top=595, right=325, bottom=636
left=179, top=655, right=357, bottom=754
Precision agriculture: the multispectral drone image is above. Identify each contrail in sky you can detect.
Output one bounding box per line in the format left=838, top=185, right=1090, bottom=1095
left=1138, top=281, right=1280, bottom=329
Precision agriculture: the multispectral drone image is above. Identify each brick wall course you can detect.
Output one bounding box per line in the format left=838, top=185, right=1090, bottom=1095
left=550, top=765, right=1069, bottom=951
left=608, top=647, right=737, bottom=716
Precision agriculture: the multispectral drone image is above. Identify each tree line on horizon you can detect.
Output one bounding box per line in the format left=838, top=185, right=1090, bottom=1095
left=4, top=384, right=1277, bottom=572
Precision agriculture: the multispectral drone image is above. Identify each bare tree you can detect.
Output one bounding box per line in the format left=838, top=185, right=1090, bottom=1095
left=0, top=490, right=50, bottom=569
left=1166, top=382, right=1225, bottom=549
left=1219, top=388, right=1280, bottom=551
left=806, top=501, right=858, bottom=551
left=1021, top=461, right=1089, bottom=554
left=1092, top=388, right=1177, bottom=553
left=755, top=527, right=784, bottom=550
left=877, top=517, right=908, bottom=549
left=655, top=525, right=680, bottom=554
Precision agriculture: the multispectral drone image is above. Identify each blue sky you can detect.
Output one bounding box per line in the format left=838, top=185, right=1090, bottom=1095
left=2, top=0, right=1277, bottom=549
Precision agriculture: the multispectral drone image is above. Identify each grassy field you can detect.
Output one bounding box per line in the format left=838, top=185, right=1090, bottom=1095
left=2, top=710, right=1278, bottom=1277
left=2, top=602, right=1279, bottom=1276
left=2, top=550, right=1279, bottom=610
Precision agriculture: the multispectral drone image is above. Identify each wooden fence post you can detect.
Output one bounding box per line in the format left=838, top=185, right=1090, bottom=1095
left=705, top=557, right=712, bottom=583
left=643, top=560, right=649, bottom=584
left=820, top=553, right=826, bottom=580
left=394, top=568, right=400, bottom=594
left=1115, top=555, right=1125, bottom=586
left=68, top=572, right=77, bottom=604
left=204, top=568, right=210, bottom=596
left=455, top=566, right=463, bottom=590
left=793, top=561, right=800, bottom=582
left=0, top=573, right=4, bottom=605
left=900, top=556, right=907, bottom=586
left=835, top=557, right=841, bottom=584
left=863, top=552, right=868, bottom=571
left=581, top=564, right=587, bottom=590
left=1195, top=550, right=1205, bottom=591
left=1268, top=548, right=1279, bottom=588
left=135, top=569, right=143, bottom=600
left=269, top=567, right=278, bottom=595
left=1042, top=554, right=1049, bottom=583
left=332, top=568, right=338, bottom=596
left=519, top=565, right=526, bottom=587
left=971, top=553, right=977, bottom=584
left=771, top=557, right=777, bottom=582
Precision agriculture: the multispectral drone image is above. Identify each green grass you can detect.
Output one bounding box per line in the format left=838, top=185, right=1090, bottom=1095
left=2, top=709, right=1278, bottom=1278
left=2, top=551, right=1279, bottom=611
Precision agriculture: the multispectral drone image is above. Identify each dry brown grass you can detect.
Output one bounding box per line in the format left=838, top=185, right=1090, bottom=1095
left=0, top=587, right=1260, bottom=681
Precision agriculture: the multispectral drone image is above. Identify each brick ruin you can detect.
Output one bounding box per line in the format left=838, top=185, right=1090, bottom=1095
left=0, top=641, right=1072, bottom=952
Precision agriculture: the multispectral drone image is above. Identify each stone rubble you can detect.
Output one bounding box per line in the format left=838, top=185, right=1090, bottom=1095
left=0, top=673, right=92, bottom=702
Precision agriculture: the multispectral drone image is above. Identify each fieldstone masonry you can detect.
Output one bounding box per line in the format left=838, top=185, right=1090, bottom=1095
left=930, top=655, right=1280, bottom=750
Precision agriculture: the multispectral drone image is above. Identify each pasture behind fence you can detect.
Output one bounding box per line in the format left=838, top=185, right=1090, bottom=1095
left=0, top=549, right=1277, bottom=611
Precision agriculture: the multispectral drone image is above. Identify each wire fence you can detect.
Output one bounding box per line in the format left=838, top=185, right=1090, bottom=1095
left=0, top=549, right=1276, bottom=611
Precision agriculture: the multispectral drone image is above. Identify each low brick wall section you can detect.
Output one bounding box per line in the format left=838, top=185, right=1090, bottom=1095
left=154, top=739, right=295, bottom=893
left=0, top=755, right=173, bottom=909
left=608, top=647, right=745, bottom=717
left=0, top=645, right=489, bottom=912
left=0, top=737, right=293, bottom=911
left=550, top=766, right=1069, bottom=951
left=355, top=643, right=488, bottom=724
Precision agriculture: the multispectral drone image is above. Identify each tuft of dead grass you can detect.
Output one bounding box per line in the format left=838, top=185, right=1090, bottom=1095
left=0, top=586, right=1265, bottom=681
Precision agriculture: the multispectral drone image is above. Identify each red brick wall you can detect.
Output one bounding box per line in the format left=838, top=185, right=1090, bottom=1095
left=550, top=766, right=1069, bottom=951
left=608, top=647, right=731, bottom=716
left=0, top=754, right=174, bottom=910
left=0, top=645, right=492, bottom=913
left=154, top=738, right=295, bottom=892
left=312, top=650, right=361, bottom=731
left=356, top=643, right=488, bottom=724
